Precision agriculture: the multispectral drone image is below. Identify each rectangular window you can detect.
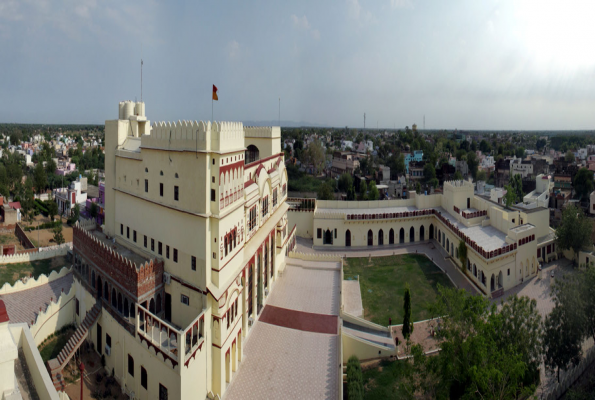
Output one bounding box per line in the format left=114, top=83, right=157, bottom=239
left=106, top=334, right=111, bottom=349
left=151, top=239, right=155, bottom=252
left=128, top=354, right=134, bottom=376
left=538, top=248, right=541, bottom=257
left=317, top=228, right=322, bottom=239
left=174, top=248, right=178, bottom=263
left=76, top=298, right=79, bottom=316
left=141, top=367, right=147, bottom=389
left=235, top=299, right=238, bottom=317
left=248, top=206, right=257, bottom=232
left=191, top=256, right=196, bottom=271
left=261, top=196, right=269, bottom=217
left=507, top=269, right=510, bottom=276
left=144, top=235, right=147, bottom=248
left=158, top=242, right=162, bottom=255
left=133, top=230, right=137, bottom=243
left=227, top=310, right=230, bottom=329
left=120, top=224, right=123, bottom=235
left=145, top=179, right=148, bottom=193
left=211, top=189, right=216, bottom=202
left=166, top=245, right=170, bottom=259
left=160, top=183, right=163, bottom=197
left=159, top=384, right=168, bottom=400
left=174, top=186, right=179, bottom=201
left=127, top=226, right=130, bottom=239
left=334, top=229, right=337, bottom=239
left=181, top=294, right=189, bottom=305
left=273, top=189, right=278, bottom=207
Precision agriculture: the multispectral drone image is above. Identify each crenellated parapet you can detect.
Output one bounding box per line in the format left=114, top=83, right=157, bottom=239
left=443, top=180, right=474, bottom=193
left=141, top=120, right=245, bottom=153
left=73, top=223, right=164, bottom=299
left=244, top=126, right=280, bottom=139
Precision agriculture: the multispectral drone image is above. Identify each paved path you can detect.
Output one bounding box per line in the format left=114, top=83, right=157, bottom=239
left=297, top=237, right=479, bottom=294
left=224, top=261, right=340, bottom=400
left=0, top=273, right=73, bottom=325
left=342, top=280, right=363, bottom=317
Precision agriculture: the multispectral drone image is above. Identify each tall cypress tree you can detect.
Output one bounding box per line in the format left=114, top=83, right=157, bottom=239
left=402, top=284, right=413, bottom=338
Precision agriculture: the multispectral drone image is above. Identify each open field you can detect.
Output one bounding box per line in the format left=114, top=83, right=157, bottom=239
left=0, top=256, right=69, bottom=288
left=343, top=254, right=454, bottom=325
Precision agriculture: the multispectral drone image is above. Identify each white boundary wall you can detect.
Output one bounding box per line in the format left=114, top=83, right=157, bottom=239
left=0, top=266, right=72, bottom=295
left=0, top=243, right=72, bottom=266
left=30, top=285, right=76, bottom=345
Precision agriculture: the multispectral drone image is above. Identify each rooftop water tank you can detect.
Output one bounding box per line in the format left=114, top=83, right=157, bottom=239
left=123, top=101, right=135, bottom=120
left=135, top=102, right=145, bottom=117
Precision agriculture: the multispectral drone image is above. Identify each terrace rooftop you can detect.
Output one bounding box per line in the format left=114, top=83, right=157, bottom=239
left=90, top=230, right=151, bottom=267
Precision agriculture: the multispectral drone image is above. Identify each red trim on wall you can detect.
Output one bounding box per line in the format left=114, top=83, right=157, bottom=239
left=244, top=153, right=283, bottom=170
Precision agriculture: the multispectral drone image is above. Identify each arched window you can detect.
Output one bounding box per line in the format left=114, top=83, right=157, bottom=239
left=160, top=171, right=163, bottom=176
left=145, top=167, right=148, bottom=173
left=175, top=173, right=179, bottom=178
left=118, top=293, right=123, bottom=313
left=410, top=226, right=415, bottom=242
left=124, top=298, right=129, bottom=318
left=104, top=282, right=109, bottom=301
left=97, top=276, right=102, bottom=298
left=130, top=303, right=135, bottom=319
left=389, top=228, right=394, bottom=244
left=156, top=293, right=162, bottom=314
left=224, top=236, right=228, bottom=256
left=111, top=288, right=117, bottom=308
left=149, top=298, right=156, bottom=314
left=245, top=145, right=260, bottom=164
left=378, top=229, right=384, bottom=245
left=91, top=270, right=95, bottom=287
left=345, top=230, right=351, bottom=247
left=399, top=228, right=405, bottom=244
left=368, top=230, right=373, bottom=246
left=420, top=225, right=425, bottom=241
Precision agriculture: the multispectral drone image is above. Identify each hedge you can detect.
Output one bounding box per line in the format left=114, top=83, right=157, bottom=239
left=347, top=355, right=364, bottom=400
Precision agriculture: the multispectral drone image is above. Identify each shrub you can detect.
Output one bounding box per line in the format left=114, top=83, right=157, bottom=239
left=346, top=355, right=364, bottom=400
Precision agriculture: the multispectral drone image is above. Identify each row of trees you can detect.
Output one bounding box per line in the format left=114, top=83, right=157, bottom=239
left=395, top=277, right=594, bottom=399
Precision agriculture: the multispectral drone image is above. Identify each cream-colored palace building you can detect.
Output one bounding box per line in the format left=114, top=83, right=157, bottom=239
left=299, top=180, right=557, bottom=296
left=66, top=101, right=294, bottom=399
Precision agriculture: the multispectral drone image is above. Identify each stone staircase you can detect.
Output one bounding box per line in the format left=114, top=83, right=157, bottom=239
left=48, top=302, right=101, bottom=392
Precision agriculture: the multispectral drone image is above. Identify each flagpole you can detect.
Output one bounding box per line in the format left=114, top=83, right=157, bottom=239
left=212, top=98, right=213, bottom=123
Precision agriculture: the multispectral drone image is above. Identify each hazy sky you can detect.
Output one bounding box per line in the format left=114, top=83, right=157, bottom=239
left=1, top=0, right=595, bottom=130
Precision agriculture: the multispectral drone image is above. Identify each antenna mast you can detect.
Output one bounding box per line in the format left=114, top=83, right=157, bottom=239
left=364, top=113, right=366, bottom=129
left=423, top=114, right=425, bottom=130
left=141, top=59, right=143, bottom=102
left=279, top=97, right=281, bottom=127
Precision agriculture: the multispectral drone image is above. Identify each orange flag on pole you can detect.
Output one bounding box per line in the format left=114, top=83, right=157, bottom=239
left=212, top=85, right=218, bottom=101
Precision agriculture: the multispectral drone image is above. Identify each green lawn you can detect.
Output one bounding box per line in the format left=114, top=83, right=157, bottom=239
left=362, top=359, right=409, bottom=399
left=39, top=327, right=75, bottom=363
left=0, top=256, right=69, bottom=288
left=343, top=254, right=454, bottom=325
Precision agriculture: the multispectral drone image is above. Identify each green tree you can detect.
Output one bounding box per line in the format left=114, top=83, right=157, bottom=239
left=359, top=180, right=368, bottom=200
left=510, top=173, right=523, bottom=201
left=565, top=150, right=576, bottom=163
left=45, top=159, right=57, bottom=176
left=303, top=140, right=326, bottom=176
left=52, top=224, right=65, bottom=245
left=476, top=169, right=487, bottom=182
left=317, top=182, right=334, bottom=200
left=338, top=173, right=353, bottom=193
left=346, top=186, right=356, bottom=201
left=467, top=151, right=479, bottom=179
left=416, top=182, right=421, bottom=194
left=457, top=240, right=467, bottom=270
left=544, top=275, right=586, bottom=382
left=503, top=184, right=516, bottom=208
left=368, top=181, right=379, bottom=200
left=479, top=139, right=491, bottom=153
left=346, top=356, right=364, bottom=400
left=402, top=284, right=413, bottom=338
left=556, top=205, right=593, bottom=265
left=68, top=204, right=80, bottom=225
left=89, top=202, right=99, bottom=220
left=423, top=163, right=436, bottom=183
left=47, top=200, right=58, bottom=222
left=33, top=162, right=47, bottom=194
left=573, top=167, right=594, bottom=198
left=453, top=171, right=463, bottom=180
left=515, top=147, right=526, bottom=158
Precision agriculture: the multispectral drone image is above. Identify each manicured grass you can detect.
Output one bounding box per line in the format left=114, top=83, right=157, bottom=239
left=343, top=254, right=454, bottom=325
left=39, top=327, right=75, bottom=363
left=0, top=256, right=69, bottom=288
left=362, top=359, right=409, bottom=399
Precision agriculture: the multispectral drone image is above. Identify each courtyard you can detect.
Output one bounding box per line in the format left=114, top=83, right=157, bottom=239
left=343, top=254, right=454, bottom=326
left=0, top=256, right=69, bottom=288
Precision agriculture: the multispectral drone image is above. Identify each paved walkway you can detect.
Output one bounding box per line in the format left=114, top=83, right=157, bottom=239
left=224, top=261, right=340, bottom=400
left=0, top=273, right=73, bottom=325
left=297, top=237, right=478, bottom=294
left=342, top=280, right=363, bottom=317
